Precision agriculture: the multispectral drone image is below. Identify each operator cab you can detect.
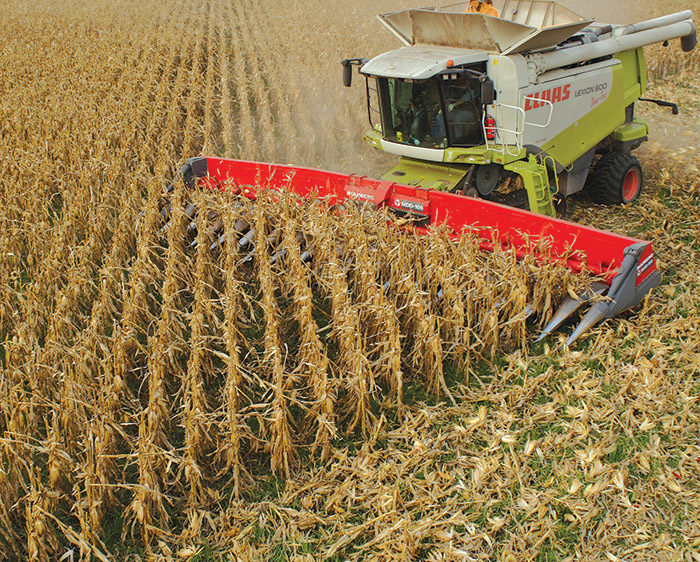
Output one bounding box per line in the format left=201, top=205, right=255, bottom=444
left=346, top=46, right=492, bottom=155
left=375, top=73, right=485, bottom=149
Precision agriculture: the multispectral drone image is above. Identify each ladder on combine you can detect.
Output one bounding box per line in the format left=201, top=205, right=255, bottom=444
left=504, top=156, right=557, bottom=216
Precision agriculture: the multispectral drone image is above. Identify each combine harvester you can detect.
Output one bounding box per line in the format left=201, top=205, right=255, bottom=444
left=166, top=1, right=696, bottom=344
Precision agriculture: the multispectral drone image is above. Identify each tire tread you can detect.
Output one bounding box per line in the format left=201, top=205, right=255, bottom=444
left=587, top=151, right=642, bottom=205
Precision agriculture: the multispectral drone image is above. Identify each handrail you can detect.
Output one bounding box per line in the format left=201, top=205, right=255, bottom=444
left=522, top=96, right=554, bottom=128
left=483, top=102, right=527, bottom=157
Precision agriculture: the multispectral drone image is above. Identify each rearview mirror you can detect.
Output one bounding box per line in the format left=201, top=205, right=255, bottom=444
left=342, top=61, right=353, bottom=87
left=341, top=58, right=368, bottom=87
left=481, top=78, right=495, bottom=105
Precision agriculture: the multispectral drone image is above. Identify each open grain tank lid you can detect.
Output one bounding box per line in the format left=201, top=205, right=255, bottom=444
left=379, top=1, right=593, bottom=54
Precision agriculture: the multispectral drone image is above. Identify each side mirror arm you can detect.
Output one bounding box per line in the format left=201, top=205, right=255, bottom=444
left=342, top=58, right=368, bottom=87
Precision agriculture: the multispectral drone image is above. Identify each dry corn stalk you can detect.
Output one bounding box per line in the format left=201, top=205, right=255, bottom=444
left=255, top=195, right=296, bottom=478
left=282, top=219, right=336, bottom=459
left=216, top=200, right=252, bottom=495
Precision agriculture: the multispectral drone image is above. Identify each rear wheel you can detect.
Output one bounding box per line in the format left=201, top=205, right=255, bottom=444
left=552, top=192, right=567, bottom=219
left=587, top=151, right=643, bottom=205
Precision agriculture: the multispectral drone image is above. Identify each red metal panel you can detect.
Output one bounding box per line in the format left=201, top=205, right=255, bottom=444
left=201, top=157, right=658, bottom=286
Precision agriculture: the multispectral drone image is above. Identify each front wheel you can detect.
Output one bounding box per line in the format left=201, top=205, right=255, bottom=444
left=587, top=151, right=643, bottom=205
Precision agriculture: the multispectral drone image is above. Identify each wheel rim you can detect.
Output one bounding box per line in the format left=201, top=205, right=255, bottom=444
left=622, top=168, right=640, bottom=202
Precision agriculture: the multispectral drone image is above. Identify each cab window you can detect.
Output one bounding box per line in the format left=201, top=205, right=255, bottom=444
left=442, top=77, right=482, bottom=146
left=377, top=77, right=448, bottom=149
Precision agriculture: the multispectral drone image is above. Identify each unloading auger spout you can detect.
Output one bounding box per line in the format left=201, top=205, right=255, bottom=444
left=163, top=156, right=661, bottom=345
left=525, top=11, right=696, bottom=76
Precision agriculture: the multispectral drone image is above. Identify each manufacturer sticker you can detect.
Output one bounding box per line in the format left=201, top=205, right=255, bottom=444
left=636, top=253, right=655, bottom=276
left=394, top=198, right=425, bottom=213
left=347, top=190, right=375, bottom=202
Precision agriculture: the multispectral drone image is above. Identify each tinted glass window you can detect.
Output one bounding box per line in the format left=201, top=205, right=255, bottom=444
left=377, top=78, right=447, bottom=149
left=442, top=77, right=482, bottom=146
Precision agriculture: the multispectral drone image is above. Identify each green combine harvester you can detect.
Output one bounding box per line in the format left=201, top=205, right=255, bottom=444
left=342, top=1, right=696, bottom=217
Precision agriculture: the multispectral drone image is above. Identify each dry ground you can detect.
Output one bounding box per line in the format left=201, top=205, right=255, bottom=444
left=0, top=0, right=698, bottom=560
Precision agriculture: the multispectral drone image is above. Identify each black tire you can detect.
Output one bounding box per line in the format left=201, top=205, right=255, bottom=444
left=552, top=192, right=567, bottom=219
left=587, top=151, right=643, bottom=205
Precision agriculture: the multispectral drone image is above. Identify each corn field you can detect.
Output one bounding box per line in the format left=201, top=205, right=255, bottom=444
left=0, top=0, right=698, bottom=559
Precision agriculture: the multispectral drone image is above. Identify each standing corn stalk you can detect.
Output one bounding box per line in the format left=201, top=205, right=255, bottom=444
left=255, top=196, right=295, bottom=478
left=182, top=189, right=215, bottom=508
left=25, top=467, right=53, bottom=562
left=347, top=222, right=403, bottom=411
left=111, top=179, right=163, bottom=398
left=318, top=222, right=376, bottom=437
left=282, top=216, right=335, bottom=459
left=127, top=412, right=170, bottom=549
left=426, top=231, right=470, bottom=375
left=216, top=199, right=252, bottom=496
left=148, top=176, right=189, bottom=444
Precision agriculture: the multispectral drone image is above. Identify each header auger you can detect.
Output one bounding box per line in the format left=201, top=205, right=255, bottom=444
left=167, top=2, right=695, bottom=346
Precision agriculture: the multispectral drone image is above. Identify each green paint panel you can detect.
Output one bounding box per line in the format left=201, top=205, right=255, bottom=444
left=637, top=48, right=647, bottom=94
left=445, top=146, right=526, bottom=165
left=363, top=129, right=384, bottom=151
left=539, top=63, right=626, bottom=168
left=613, top=118, right=649, bottom=142
left=381, top=157, right=470, bottom=191
left=618, top=49, right=645, bottom=107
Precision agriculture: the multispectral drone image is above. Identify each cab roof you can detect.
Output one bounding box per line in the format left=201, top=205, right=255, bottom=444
left=360, top=46, right=488, bottom=80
